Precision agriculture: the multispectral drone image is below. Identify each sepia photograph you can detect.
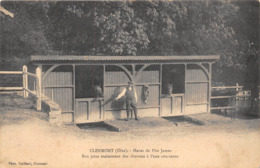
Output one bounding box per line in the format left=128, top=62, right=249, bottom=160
left=0, top=0, right=259, bottom=167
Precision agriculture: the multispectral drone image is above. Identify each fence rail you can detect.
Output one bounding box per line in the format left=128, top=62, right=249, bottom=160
left=0, top=87, right=23, bottom=91
left=210, top=106, right=237, bottom=110
left=0, top=71, right=23, bottom=75
left=211, top=86, right=243, bottom=89
left=0, top=65, right=42, bottom=110
left=210, top=83, right=251, bottom=112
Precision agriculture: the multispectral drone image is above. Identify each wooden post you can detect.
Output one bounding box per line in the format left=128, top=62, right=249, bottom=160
left=159, top=64, right=162, bottom=117
left=23, top=65, right=28, bottom=98
left=102, top=65, right=105, bottom=120
left=236, top=83, right=239, bottom=100
left=33, top=81, right=36, bottom=91
left=72, top=64, right=76, bottom=122
left=208, top=63, right=212, bottom=113
left=36, top=66, right=42, bottom=111
left=184, top=64, right=187, bottom=114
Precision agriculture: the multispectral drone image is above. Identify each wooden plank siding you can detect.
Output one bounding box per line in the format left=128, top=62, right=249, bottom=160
left=185, top=64, right=209, bottom=114
left=136, top=70, right=159, bottom=83
left=41, top=63, right=212, bottom=123
left=161, top=94, right=184, bottom=117
left=44, top=88, right=73, bottom=111
left=42, top=67, right=74, bottom=123
left=74, top=99, right=103, bottom=123
left=185, top=83, right=208, bottom=104
left=105, top=71, right=129, bottom=85
left=161, top=97, right=172, bottom=116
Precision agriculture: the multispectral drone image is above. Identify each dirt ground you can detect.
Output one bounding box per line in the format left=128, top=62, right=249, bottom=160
left=0, top=92, right=260, bottom=168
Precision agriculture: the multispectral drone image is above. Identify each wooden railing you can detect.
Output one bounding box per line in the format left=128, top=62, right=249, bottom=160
left=0, top=65, right=42, bottom=110
left=210, top=83, right=251, bottom=111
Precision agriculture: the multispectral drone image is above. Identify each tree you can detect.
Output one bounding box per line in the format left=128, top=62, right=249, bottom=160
left=0, top=1, right=258, bottom=85
left=0, top=1, right=52, bottom=70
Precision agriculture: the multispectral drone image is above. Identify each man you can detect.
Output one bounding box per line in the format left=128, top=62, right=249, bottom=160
left=115, top=81, right=138, bottom=121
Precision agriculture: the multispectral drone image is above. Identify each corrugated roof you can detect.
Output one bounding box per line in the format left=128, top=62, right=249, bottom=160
left=31, top=55, right=220, bottom=62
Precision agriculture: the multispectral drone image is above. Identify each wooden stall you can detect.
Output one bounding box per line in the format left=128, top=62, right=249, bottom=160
left=31, top=55, right=219, bottom=123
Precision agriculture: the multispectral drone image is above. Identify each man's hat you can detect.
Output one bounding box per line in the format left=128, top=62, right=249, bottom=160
left=128, top=81, right=133, bottom=85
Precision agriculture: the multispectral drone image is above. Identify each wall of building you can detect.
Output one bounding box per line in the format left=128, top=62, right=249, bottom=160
left=185, top=64, right=209, bottom=114
left=42, top=65, right=74, bottom=123
left=41, top=63, right=210, bottom=123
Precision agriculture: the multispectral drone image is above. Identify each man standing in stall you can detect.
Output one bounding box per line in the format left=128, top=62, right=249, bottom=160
left=115, top=81, right=139, bottom=121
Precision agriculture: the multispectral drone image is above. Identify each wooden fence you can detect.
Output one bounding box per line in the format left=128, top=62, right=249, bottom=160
left=0, top=65, right=42, bottom=110
left=210, top=83, right=251, bottom=111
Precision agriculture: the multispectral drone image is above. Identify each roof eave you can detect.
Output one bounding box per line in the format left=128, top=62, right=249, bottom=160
left=31, top=55, right=220, bottom=64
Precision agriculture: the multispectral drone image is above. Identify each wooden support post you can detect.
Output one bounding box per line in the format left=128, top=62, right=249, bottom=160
left=23, top=65, right=28, bottom=98
left=131, top=64, right=135, bottom=75
left=72, top=64, right=76, bottom=122
left=184, top=64, right=187, bottom=114
left=36, top=66, right=42, bottom=111
left=33, top=81, right=36, bottom=91
left=208, top=63, right=212, bottom=113
left=159, top=64, right=162, bottom=117
left=102, top=65, right=105, bottom=120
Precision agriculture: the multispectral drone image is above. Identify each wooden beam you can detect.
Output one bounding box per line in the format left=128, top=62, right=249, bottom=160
left=0, top=71, right=22, bottom=74
left=0, top=87, right=23, bottom=90
left=186, top=81, right=209, bottom=83
left=105, top=106, right=160, bottom=111
left=24, top=88, right=37, bottom=97
left=43, top=85, right=74, bottom=88
left=211, top=86, right=243, bottom=89
left=33, top=61, right=217, bottom=66
left=210, top=106, right=236, bottom=110
left=195, top=63, right=210, bottom=80
left=135, top=64, right=149, bottom=77
left=105, top=83, right=160, bottom=87
left=23, top=72, right=38, bottom=78
left=185, top=102, right=208, bottom=105
left=42, top=64, right=60, bottom=83
left=211, top=95, right=250, bottom=99
left=0, top=6, right=14, bottom=18
left=114, top=65, right=133, bottom=82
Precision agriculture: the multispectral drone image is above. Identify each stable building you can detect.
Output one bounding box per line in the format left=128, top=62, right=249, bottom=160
left=31, top=55, right=220, bottom=124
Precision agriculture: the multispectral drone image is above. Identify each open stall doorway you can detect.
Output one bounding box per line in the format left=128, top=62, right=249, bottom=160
left=162, top=64, right=185, bottom=95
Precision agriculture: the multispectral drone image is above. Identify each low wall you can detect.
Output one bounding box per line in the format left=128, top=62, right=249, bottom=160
left=41, top=95, right=62, bottom=125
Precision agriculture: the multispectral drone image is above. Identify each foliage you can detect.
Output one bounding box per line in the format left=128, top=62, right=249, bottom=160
left=0, top=1, right=258, bottom=84
left=0, top=2, right=52, bottom=70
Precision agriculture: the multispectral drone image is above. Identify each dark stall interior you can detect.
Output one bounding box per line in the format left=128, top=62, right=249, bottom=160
left=75, top=65, right=103, bottom=98
left=162, top=64, right=185, bottom=95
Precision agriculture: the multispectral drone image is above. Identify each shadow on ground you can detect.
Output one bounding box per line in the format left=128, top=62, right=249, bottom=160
left=77, top=122, right=116, bottom=132
left=163, top=116, right=205, bottom=126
